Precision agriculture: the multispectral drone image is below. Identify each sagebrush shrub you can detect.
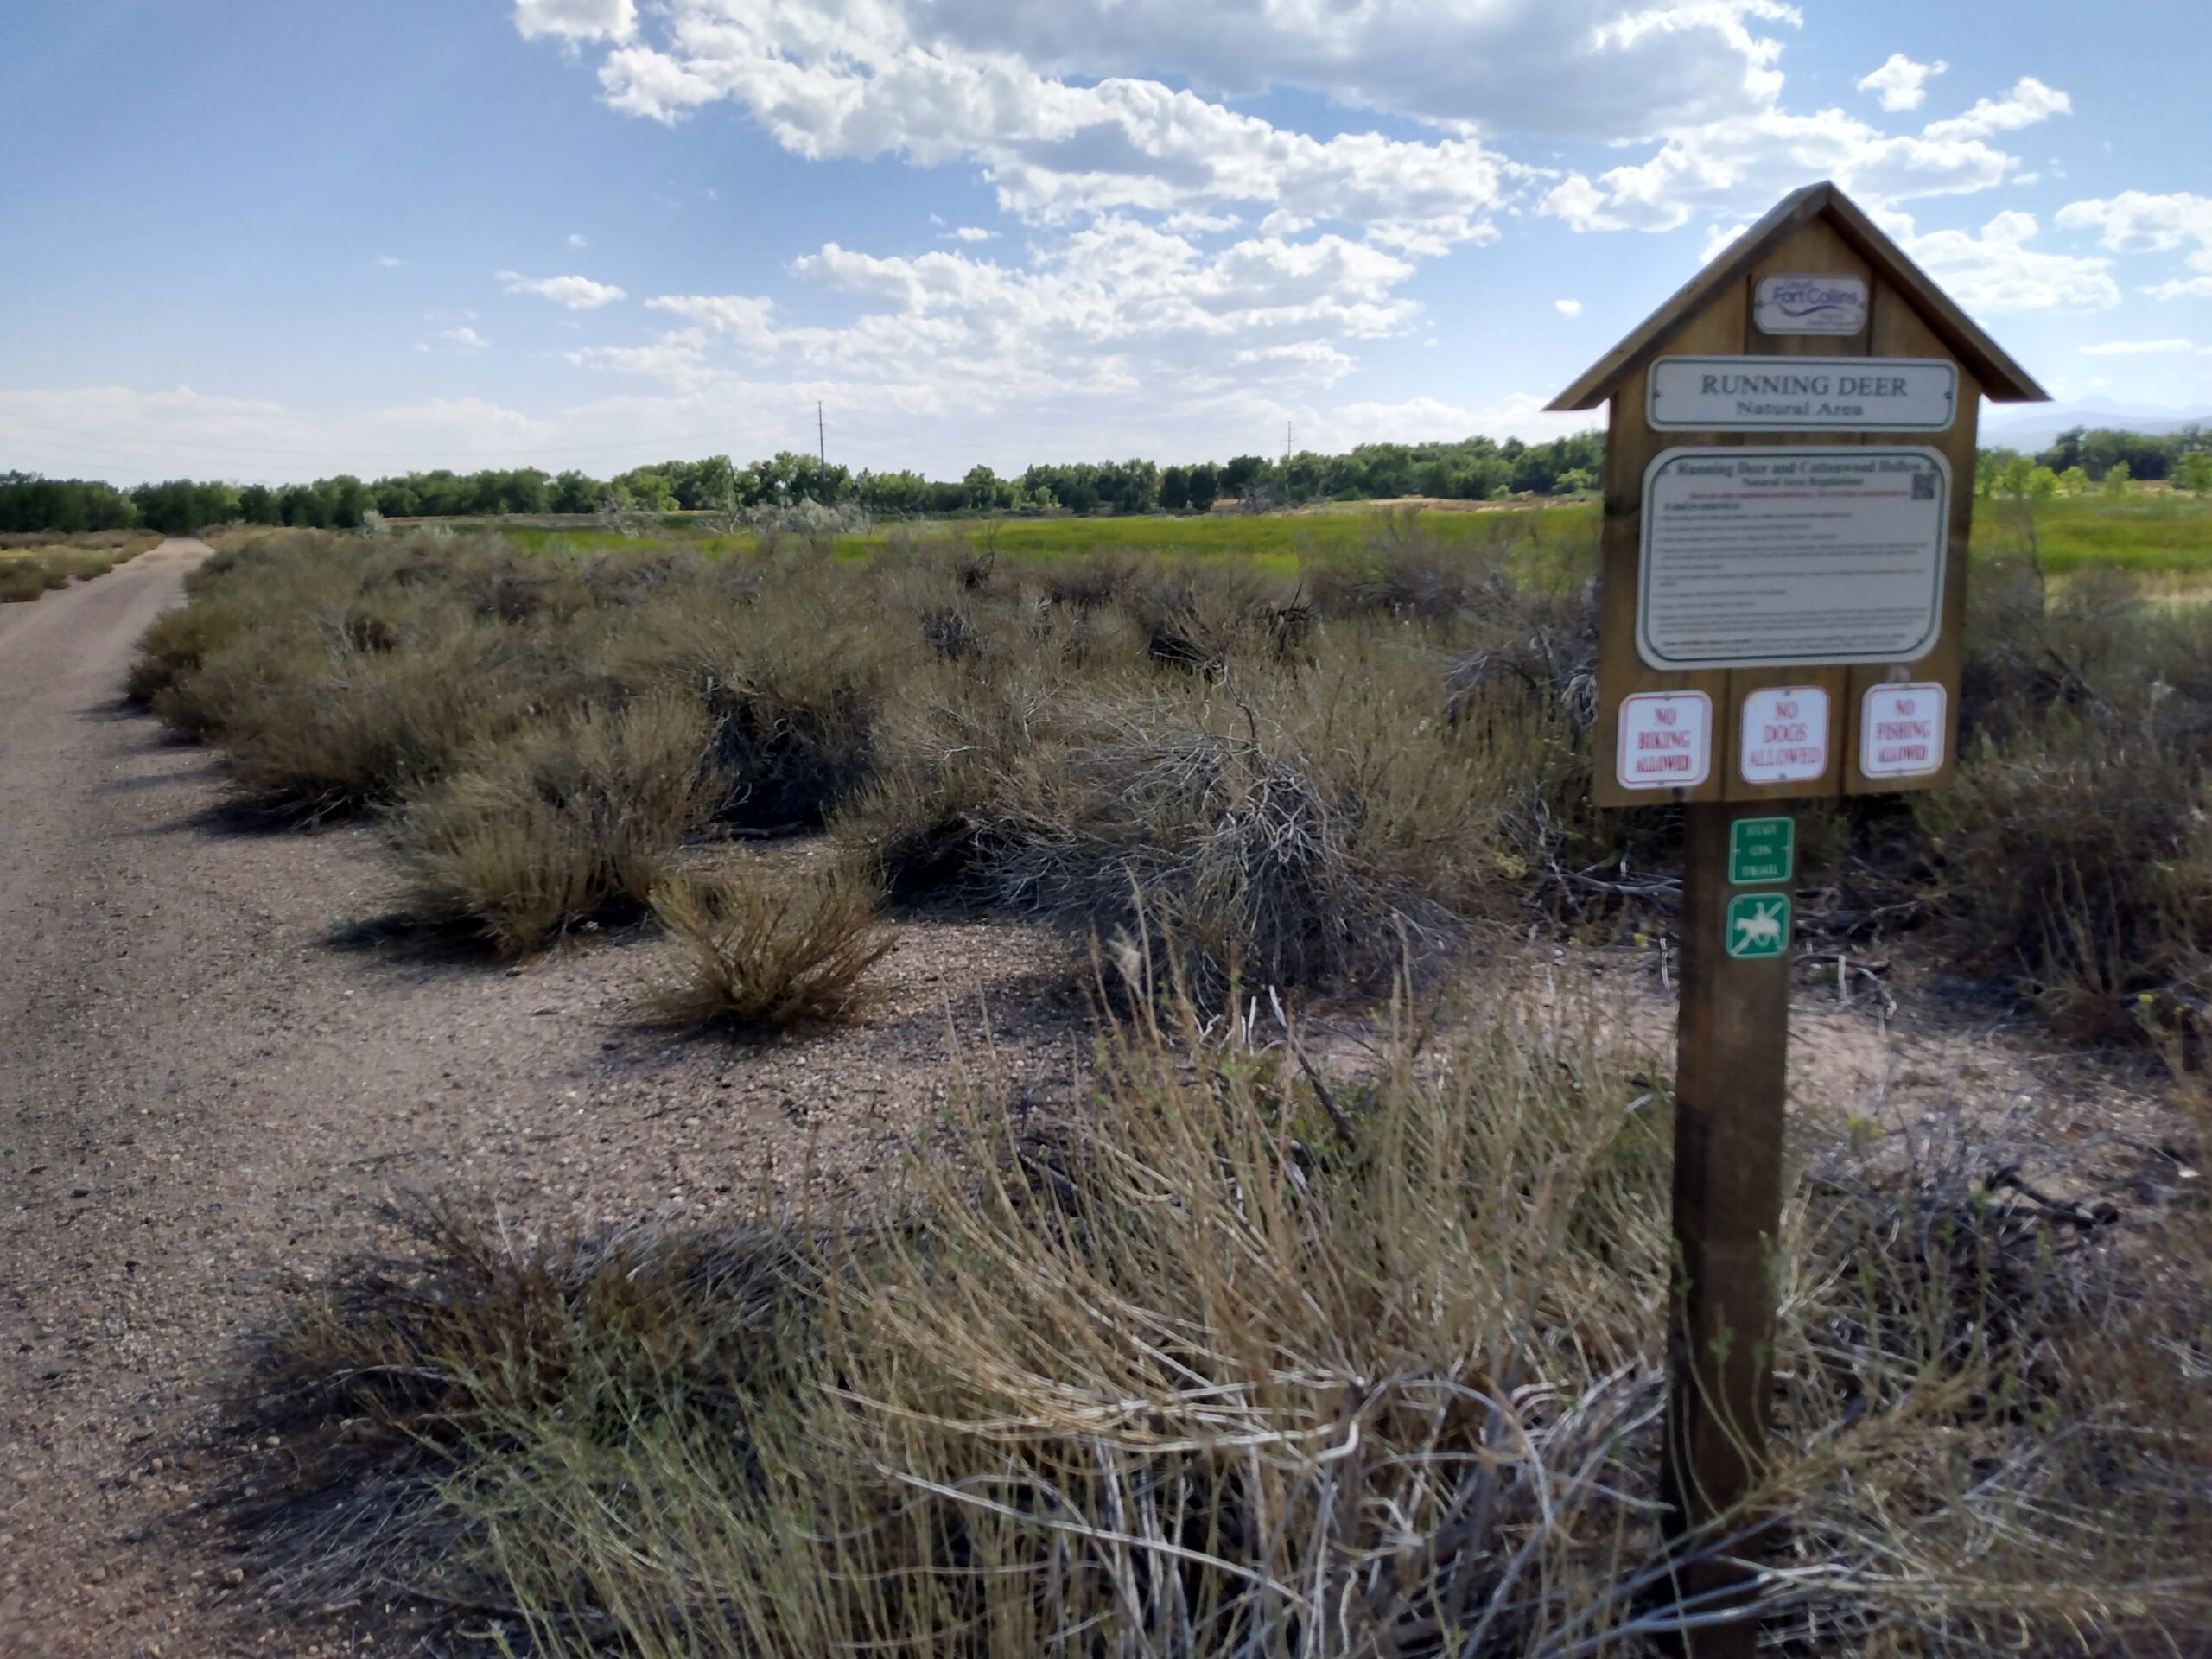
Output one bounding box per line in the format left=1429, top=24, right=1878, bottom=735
left=137, top=518, right=2212, bottom=1048
left=391, top=695, right=715, bottom=954
left=645, top=860, right=896, bottom=1031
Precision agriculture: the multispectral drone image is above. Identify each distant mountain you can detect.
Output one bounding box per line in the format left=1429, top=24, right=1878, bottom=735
left=1981, top=399, right=2212, bottom=453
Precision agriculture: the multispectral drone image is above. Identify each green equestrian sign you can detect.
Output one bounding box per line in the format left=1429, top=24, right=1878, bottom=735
left=1725, top=893, right=1792, bottom=960
left=1727, top=817, right=1795, bottom=886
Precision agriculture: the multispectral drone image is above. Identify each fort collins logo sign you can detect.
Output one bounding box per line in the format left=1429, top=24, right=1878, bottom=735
left=1754, top=272, right=1867, bottom=335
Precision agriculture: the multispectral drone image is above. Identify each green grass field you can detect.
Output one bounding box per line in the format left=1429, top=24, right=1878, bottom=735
left=434, top=490, right=2212, bottom=580
left=1971, top=490, right=2212, bottom=575
left=454, top=502, right=1600, bottom=575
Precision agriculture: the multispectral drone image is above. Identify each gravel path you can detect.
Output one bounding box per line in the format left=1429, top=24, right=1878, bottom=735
left=0, top=543, right=1084, bottom=1656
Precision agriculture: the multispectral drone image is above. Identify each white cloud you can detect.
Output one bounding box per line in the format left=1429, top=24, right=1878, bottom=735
left=1921, top=77, right=2070, bottom=142
left=577, top=0, right=1800, bottom=147
left=569, top=232, right=590, bottom=248
left=378, top=254, right=404, bottom=269
left=2056, top=192, right=2212, bottom=256
left=2078, top=338, right=2196, bottom=356
left=513, top=0, right=636, bottom=44
left=795, top=223, right=1418, bottom=343
left=645, top=292, right=779, bottom=351
left=1857, top=53, right=1945, bottom=112
left=442, top=327, right=490, bottom=353
left=1701, top=220, right=1751, bottom=263
left=2056, top=190, right=2212, bottom=304
left=1163, top=211, right=1241, bottom=234
left=494, top=1, right=2089, bottom=467
left=1226, top=340, right=1356, bottom=385
left=565, top=329, right=717, bottom=390
left=1541, top=99, right=2042, bottom=233
left=1878, top=207, right=2120, bottom=314
left=574, top=3, right=1522, bottom=254
left=571, top=219, right=1427, bottom=432
left=1554, top=297, right=1582, bottom=316
left=494, top=270, right=630, bottom=309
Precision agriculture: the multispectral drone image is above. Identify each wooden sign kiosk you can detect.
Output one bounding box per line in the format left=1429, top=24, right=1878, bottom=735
left=1547, top=181, right=2046, bottom=1655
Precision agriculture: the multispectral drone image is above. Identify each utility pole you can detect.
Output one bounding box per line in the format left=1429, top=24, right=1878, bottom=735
left=817, top=401, right=827, bottom=471
left=1284, top=421, right=1293, bottom=467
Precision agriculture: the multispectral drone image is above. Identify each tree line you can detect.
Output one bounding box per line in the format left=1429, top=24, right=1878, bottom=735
left=0, top=431, right=1606, bottom=535
left=1977, top=423, right=2212, bottom=498
left=9, top=422, right=2206, bottom=536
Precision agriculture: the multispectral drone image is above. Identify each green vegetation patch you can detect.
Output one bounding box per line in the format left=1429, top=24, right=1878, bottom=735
left=1972, top=492, right=2212, bottom=575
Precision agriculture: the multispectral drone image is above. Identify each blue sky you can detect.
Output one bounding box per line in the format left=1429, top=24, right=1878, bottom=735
left=2, top=0, right=2208, bottom=485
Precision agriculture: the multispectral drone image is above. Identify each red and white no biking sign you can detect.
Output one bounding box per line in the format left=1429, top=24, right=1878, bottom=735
left=1617, top=691, right=1712, bottom=790
left=1861, top=682, right=1946, bottom=777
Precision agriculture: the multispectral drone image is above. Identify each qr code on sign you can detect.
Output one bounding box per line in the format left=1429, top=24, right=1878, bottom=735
left=1911, top=469, right=1936, bottom=501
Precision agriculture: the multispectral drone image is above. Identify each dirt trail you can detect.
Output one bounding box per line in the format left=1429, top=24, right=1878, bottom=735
left=0, top=542, right=1082, bottom=1656
left=0, top=543, right=2165, bottom=1656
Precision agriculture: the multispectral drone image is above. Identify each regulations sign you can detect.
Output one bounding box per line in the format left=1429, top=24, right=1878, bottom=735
left=1648, top=356, right=1956, bottom=432
left=1738, top=685, right=1828, bottom=785
left=1637, top=446, right=1949, bottom=671
left=1616, top=690, right=1713, bottom=791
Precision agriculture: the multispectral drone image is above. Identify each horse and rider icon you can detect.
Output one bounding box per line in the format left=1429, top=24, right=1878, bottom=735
left=1725, top=893, right=1792, bottom=960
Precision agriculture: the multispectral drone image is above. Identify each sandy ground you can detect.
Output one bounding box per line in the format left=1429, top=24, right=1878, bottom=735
left=0, top=543, right=2179, bottom=1656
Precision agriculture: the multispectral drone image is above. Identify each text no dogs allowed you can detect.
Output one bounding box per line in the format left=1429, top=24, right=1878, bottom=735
left=1739, top=685, right=1828, bottom=786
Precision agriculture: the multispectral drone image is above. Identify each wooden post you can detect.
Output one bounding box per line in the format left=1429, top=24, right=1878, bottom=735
left=1544, top=180, right=2050, bottom=1656
left=1661, top=799, right=1790, bottom=1656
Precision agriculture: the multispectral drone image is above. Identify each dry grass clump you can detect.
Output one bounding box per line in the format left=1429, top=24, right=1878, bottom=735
left=219, top=976, right=2210, bottom=1656
left=389, top=695, right=716, bottom=955
left=139, top=525, right=1608, bottom=985
left=0, top=531, right=160, bottom=601
left=645, top=860, right=898, bottom=1031
left=1923, top=556, right=2212, bottom=1048
left=219, top=1199, right=819, bottom=1612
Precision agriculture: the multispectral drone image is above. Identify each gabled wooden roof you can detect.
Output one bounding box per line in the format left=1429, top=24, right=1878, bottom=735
left=1546, top=180, right=2050, bottom=410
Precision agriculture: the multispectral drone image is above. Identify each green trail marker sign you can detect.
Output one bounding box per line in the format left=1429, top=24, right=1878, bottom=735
left=1550, top=180, right=2048, bottom=1656
left=1728, top=816, right=1794, bottom=886
left=1725, top=892, right=1792, bottom=959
